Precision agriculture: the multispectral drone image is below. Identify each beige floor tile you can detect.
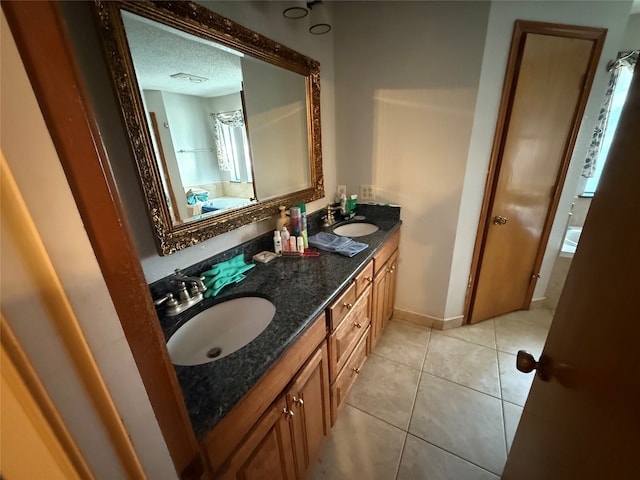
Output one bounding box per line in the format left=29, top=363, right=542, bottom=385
left=409, top=374, right=506, bottom=475
left=494, top=314, right=549, bottom=357
left=544, top=256, right=572, bottom=312
left=374, top=319, right=431, bottom=369
left=398, top=434, right=499, bottom=480
left=498, top=351, right=534, bottom=406
left=509, top=308, right=554, bottom=330
left=503, top=401, right=523, bottom=452
left=307, top=404, right=405, bottom=480
left=440, top=319, right=497, bottom=349
left=346, top=353, right=421, bottom=430
left=423, top=332, right=500, bottom=397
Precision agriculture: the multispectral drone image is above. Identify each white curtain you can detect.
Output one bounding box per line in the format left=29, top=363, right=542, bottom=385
left=583, top=50, right=638, bottom=178
left=211, top=110, right=245, bottom=173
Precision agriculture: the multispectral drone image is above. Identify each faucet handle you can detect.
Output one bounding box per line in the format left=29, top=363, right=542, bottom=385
left=177, top=282, right=191, bottom=302
left=154, top=292, right=178, bottom=308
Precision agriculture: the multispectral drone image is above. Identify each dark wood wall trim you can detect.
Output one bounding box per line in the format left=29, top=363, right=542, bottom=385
left=1, top=1, right=201, bottom=476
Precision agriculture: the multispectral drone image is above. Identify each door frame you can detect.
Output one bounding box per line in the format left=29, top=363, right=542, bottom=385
left=1, top=2, right=203, bottom=477
left=464, top=20, right=606, bottom=323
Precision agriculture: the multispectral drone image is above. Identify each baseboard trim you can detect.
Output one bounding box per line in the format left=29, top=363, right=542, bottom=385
left=393, top=308, right=464, bottom=331
left=529, top=297, right=547, bottom=310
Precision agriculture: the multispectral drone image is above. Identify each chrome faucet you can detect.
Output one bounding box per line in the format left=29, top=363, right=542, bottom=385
left=173, top=269, right=207, bottom=293
left=154, top=269, right=207, bottom=316
left=323, top=204, right=344, bottom=227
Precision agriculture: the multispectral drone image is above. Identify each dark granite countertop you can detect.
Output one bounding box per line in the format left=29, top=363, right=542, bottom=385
left=151, top=204, right=401, bottom=441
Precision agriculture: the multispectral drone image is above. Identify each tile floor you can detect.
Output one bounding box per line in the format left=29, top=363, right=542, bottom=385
left=308, top=308, right=553, bottom=480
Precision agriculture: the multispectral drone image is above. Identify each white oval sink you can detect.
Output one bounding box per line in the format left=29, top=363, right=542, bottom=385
left=167, top=297, right=275, bottom=366
left=333, top=223, right=379, bottom=237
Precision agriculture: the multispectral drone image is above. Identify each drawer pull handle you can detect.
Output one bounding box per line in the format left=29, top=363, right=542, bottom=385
left=365, top=276, right=373, bottom=282
left=292, top=396, right=304, bottom=407
left=352, top=367, right=361, bottom=374
left=283, top=408, right=295, bottom=419
left=354, top=322, right=363, bottom=329
left=343, top=302, right=353, bottom=310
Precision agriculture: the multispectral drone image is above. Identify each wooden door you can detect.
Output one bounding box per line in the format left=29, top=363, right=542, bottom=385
left=219, top=396, right=296, bottom=480
left=468, top=22, right=605, bottom=323
left=503, top=63, right=640, bottom=479
left=287, top=343, right=331, bottom=478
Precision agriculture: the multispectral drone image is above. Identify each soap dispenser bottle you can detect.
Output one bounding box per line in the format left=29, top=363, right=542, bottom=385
left=276, top=206, right=289, bottom=232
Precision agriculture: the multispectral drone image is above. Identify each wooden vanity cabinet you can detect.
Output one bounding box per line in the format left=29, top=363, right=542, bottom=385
left=370, top=230, right=400, bottom=351
left=206, top=229, right=400, bottom=478
left=328, top=288, right=370, bottom=382
left=218, top=396, right=297, bottom=480
left=330, top=325, right=369, bottom=423
left=286, top=344, right=331, bottom=477
left=217, top=341, right=330, bottom=480
left=327, top=260, right=375, bottom=425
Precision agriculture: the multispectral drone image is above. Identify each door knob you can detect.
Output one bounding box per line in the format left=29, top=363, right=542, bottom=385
left=493, top=215, right=508, bottom=225
left=516, top=350, right=548, bottom=381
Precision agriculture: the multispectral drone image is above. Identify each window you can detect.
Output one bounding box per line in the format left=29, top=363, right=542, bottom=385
left=581, top=51, right=637, bottom=196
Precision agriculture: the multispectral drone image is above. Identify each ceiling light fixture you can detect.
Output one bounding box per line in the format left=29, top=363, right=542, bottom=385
left=170, top=72, right=209, bottom=83
left=283, top=1, right=308, bottom=19
left=283, top=1, right=331, bottom=35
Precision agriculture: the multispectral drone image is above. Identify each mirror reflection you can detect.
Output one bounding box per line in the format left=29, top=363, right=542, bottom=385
left=122, top=8, right=313, bottom=225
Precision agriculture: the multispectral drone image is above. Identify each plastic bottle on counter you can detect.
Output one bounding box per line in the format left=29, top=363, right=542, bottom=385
left=281, top=226, right=290, bottom=252
left=297, top=236, right=305, bottom=254
left=273, top=230, right=282, bottom=255
left=290, top=206, right=301, bottom=237
left=276, top=205, right=289, bottom=232
left=289, top=236, right=298, bottom=252
left=298, top=202, right=308, bottom=248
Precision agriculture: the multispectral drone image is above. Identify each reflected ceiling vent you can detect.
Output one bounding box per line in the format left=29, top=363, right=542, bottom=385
left=170, top=72, right=209, bottom=83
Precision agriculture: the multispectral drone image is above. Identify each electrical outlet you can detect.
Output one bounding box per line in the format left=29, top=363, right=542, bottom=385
left=360, top=185, right=375, bottom=202
left=337, top=185, right=347, bottom=197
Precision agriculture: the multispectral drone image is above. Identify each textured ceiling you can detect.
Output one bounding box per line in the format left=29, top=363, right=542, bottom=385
left=122, top=11, right=243, bottom=98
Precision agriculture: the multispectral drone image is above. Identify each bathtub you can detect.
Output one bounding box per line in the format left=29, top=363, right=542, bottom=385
left=560, top=226, right=582, bottom=257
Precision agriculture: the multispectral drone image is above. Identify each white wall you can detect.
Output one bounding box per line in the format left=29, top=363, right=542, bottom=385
left=0, top=11, right=175, bottom=478
left=333, top=1, right=490, bottom=320
left=447, top=0, right=633, bottom=318
left=622, top=13, right=640, bottom=47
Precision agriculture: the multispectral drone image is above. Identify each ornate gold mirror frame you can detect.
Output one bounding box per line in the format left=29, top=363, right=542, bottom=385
left=94, top=0, right=324, bottom=255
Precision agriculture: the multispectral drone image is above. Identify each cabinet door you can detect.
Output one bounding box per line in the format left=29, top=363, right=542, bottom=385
left=218, top=397, right=296, bottom=480
left=287, top=342, right=331, bottom=478
left=370, top=266, right=388, bottom=351
left=383, top=250, right=399, bottom=330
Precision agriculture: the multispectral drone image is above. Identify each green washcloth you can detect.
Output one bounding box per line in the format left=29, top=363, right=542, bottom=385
left=204, top=272, right=248, bottom=297
left=201, top=254, right=248, bottom=277
left=201, top=255, right=256, bottom=297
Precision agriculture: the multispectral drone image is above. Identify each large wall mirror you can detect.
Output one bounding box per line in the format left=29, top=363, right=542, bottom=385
left=94, top=1, right=324, bottom=255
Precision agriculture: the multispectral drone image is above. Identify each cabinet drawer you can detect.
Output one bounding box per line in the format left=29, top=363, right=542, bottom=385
left=328, top=280, right=357, bottom=332
left=373, top=229, right=400, bottom=274
left=330, top=327, right=369, bottom=425
left=328, top=290, right=370, bottom=382
left=355, top=260, right=374, bottom=298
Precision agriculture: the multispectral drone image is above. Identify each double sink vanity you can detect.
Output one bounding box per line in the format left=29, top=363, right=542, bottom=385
left=151, top=207, right=401, bottom=478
